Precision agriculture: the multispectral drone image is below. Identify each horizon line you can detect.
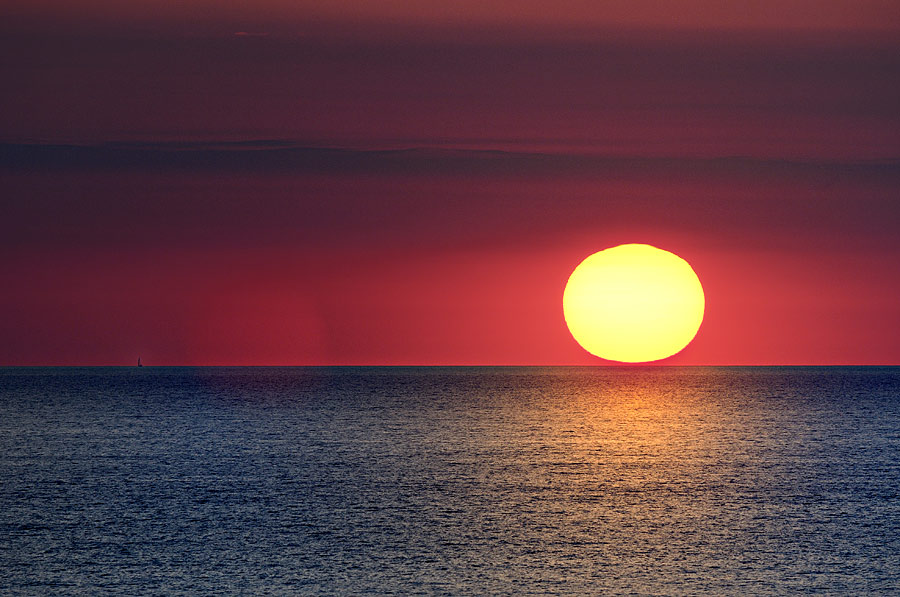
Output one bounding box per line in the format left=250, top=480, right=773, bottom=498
left=2, top=363, right=898, bottom=368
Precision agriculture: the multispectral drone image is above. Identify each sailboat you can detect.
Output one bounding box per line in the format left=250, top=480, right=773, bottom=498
left=137, top=357, right=143, bottom=367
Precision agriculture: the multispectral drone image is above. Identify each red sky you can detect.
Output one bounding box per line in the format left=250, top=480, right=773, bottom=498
left=1, top=3, right=898, bottom=365
left=6, top=0, right=900, bottom=32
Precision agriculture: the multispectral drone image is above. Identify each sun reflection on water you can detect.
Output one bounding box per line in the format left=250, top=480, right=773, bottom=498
left=3, top=366, right=897, bottom=593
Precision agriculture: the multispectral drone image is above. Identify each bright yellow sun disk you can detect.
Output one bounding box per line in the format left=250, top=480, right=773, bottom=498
left=563, top=244, right=705, bottom=363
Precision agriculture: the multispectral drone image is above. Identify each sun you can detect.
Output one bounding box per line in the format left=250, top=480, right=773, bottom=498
left=563, top=244, right=705, bottom=363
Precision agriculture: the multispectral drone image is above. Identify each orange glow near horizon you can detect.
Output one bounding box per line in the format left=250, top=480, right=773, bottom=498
left=563, top=244, right=705, bottom=363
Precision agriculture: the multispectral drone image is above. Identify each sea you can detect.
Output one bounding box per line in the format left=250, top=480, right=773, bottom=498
left=1, top=366, right=898, bottom=595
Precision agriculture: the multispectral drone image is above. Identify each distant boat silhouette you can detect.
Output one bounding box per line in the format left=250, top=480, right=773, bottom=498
left=137, top=357, right=143, bottom=367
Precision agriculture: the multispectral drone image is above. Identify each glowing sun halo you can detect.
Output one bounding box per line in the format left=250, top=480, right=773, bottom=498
left=563, top=244, right=705, bottom=363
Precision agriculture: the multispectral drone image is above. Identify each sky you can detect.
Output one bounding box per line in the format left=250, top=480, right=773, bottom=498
left=1, top=2, right=898, bottom=365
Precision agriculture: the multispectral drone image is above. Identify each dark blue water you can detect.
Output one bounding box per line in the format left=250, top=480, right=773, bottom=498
left=1, top=367, right=898, bottom=594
